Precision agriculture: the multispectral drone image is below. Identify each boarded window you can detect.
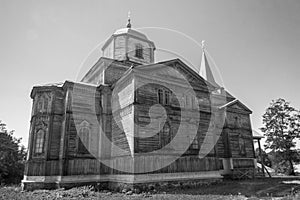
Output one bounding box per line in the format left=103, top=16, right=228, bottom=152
left=35, top=129, right=45, bottom=153
left=160, top=123, right=171, bottom=148
left=238, top=133, right=246, bottom=156
left=135, top=44, right=143, bottom=59
left=77, top=126, right=90, bottom=154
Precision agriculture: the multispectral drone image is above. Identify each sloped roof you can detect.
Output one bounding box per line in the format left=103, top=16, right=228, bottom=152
left=102, top=27, right=156, bottom=51
left=253, top=130, right=264, bottom=139
left=219, top=99, right=252, bottom=113
left=112, top=58, right=215, bottom=91
left=113, top=28, right=148, bottom=40
left=34, top=82, right=64, bottom=87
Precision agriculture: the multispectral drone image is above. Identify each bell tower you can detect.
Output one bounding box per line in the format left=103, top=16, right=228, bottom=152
left=101, top=15, right=156, bottom=65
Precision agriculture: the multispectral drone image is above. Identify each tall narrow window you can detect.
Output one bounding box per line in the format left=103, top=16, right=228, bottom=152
left=135, top=44, right=143, bottom=59
left=35, top=129, right=45, bottom=153
left=158, top=89, right=163, bottom=104
left=78, top=125, right=90, bottom=154
left=164, top=91, right=170, bottom=105
left=37, top=101, right=43, bottom=111
left=160, top=123, right=171, bottom=148
left=43, top=98, right=48, bottom=111
left=186, top=95, right=190, bottom=108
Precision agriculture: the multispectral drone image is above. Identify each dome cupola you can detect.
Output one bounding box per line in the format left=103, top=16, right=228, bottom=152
left=102, top=16, right=156, bottom=64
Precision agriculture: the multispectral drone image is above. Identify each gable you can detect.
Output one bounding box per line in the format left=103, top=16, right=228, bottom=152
left=219, top=99, right=252, bottom=114
left=128, top=58, right=216, bottom=93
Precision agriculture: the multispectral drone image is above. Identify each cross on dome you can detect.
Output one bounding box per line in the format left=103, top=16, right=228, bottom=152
left=127, top=11, right=131, bottom=28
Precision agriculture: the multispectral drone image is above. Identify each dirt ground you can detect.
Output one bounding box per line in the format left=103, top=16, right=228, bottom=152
left=1, top=178, right=300, bottom=200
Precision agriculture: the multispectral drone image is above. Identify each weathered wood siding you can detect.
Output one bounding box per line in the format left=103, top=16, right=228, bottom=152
left=65, top=84, right=101, bottom=158
left=134, top=75, right=215, bottom=157
left=104, top=65, right=128, bottom=85
left=127, top=37, right=153, bottom=64
left=103, top=40, right=114, bottom=58
left=114, top=35, right=126, bottom=61
left=25, top=160, right=60, bottom=176
left=48, top=90, right=65, bottom=159
left=218, top=109, right=255, bottom=159
left=233, top=158, right=255, bottom=168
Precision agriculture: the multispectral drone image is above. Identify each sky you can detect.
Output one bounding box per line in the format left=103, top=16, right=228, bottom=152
left=0, top=0, right=300, bottom=147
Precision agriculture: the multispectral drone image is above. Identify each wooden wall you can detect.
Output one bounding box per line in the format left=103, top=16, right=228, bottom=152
left=114, top=35, right=126, bottom=61
left=216, top=109, right=255, bottom=160
left=127, top=37, right=154, bottom=64
left=25, top=156, right=219, bottom=176
left=133, top=76, right=215, bottom=157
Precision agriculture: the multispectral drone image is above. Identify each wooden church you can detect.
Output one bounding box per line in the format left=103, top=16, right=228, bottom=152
left=22, top=19, right=256, bottom=190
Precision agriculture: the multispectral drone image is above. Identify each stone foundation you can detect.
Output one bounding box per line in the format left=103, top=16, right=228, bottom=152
left=22, top=171, right=223, bottom=191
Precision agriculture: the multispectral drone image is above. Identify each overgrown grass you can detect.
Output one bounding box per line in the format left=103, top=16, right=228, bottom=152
left=1, top=178, right=300, bottom=200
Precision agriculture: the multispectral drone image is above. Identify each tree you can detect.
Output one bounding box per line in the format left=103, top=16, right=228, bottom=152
left=0, top=121, right=26, bottom=184
left=255, top=148, right=272, bottom=168
left=261, top=98, right=300, bottom=175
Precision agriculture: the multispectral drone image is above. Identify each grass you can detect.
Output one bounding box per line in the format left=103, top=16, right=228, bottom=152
left=1, top=178, right=300, bottom=200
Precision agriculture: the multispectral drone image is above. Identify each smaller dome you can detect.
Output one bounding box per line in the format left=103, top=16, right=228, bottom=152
left=113, top=28, right=148, bottom=40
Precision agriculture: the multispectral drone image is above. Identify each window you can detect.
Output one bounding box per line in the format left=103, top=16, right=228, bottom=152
left=36, top=95, right=50, bottom=113
left=238, top=133, right=246, bottom=156
left=164, top=91, right=170, bottom=105
left=135, top=44, right=143, bottom=59
left=35, top=129, right=45, bottom=153
left=186, top=95, right=190, bottom=108
left=77, top=123, right=90, bottom=154
left=37, top=101, right=43, bottom=111
left=160, top=123, right=171, bottom=148
left=43, top=98, right=48, bottom=110
left=157, top=89, right=170, bottom=105
left=190, top=136, right=199, bottom=149
left=158, top=89, right=163, bottom=104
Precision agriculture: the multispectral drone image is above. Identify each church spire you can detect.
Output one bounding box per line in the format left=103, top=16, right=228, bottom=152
left=126, top=11, right=131, bottom=28
left=199, top=41, right=218, bottom=87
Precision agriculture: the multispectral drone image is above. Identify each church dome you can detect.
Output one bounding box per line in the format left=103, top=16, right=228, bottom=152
left=113, top=28, right=148, bottom=40
left=101, top=16, right=155, bottom=64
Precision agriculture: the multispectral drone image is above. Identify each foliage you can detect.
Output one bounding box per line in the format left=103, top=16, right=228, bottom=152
left=261, top=98, right=300, bottom=175
left=255, top=148, right=272, bottom=167
left=0, top=121, right=26, bottom=184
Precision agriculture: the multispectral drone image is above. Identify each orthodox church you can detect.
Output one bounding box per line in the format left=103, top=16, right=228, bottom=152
left=22, top=19, right=256, bottom=190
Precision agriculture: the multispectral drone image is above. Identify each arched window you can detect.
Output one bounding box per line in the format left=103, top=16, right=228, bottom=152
left=190, top=135, right=199, bottom=149
left=77, top=121, right=90, bottom=154
left=35, top=129, right=45, bottom=153
left=135, top=44, right=143, bottom=59
left=164, top=91, right=170, bottom=105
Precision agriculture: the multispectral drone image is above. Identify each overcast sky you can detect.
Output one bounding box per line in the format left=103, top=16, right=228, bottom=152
left=0, top=0, right=299, bottom=147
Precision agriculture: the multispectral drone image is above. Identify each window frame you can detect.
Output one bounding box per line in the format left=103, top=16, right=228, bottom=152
left=135, top=44, right=144, bottom=59
left=157, top=88, right=171, bottom=106
left=77, top=122, right=91, bottom=155
left=34, top=129, right=45, bottom=154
